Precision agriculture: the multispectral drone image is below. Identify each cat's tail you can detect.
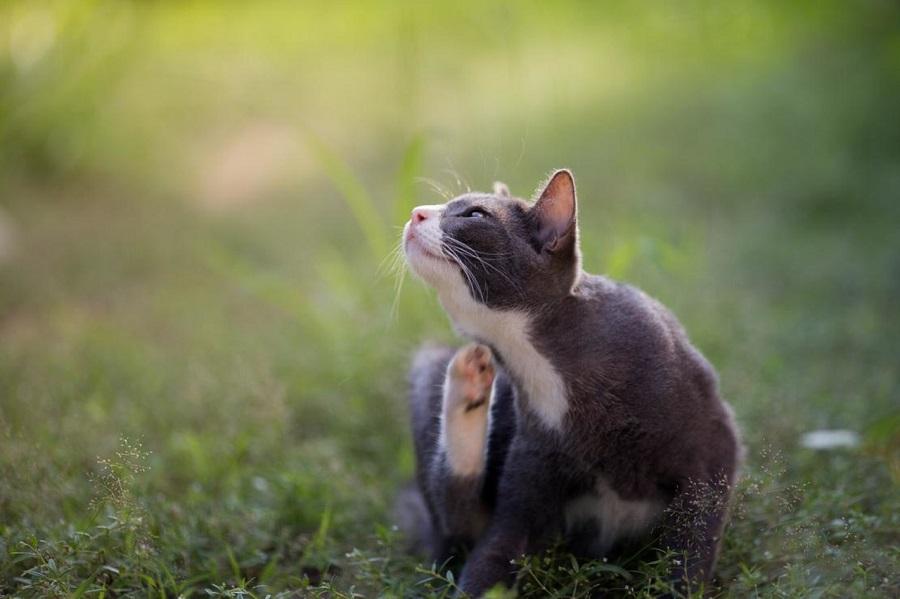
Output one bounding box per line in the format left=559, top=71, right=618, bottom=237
left=395, top=343, right=456, bottom=558
left=392, top=481, right=438, bottom=557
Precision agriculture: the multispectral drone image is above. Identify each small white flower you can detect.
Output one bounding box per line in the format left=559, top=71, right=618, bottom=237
left=801, top=430, right=860, bottom=450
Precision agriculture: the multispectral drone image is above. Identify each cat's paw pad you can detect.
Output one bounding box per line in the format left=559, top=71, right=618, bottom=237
left=447, top=343, right=495, bottom=412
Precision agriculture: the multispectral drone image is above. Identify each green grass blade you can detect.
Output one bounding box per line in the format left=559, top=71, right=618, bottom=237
left=393, top=133, right=426, bottom=226
left=307, top=133, right=389, bottom=258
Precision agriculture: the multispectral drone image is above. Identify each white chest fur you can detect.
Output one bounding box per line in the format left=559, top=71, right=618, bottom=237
left=564, top=479, right=663, bottom=554
left=438, top=281, right=569, bottom=431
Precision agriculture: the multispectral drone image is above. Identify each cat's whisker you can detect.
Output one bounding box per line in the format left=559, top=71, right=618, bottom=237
left=381, top=252, right=412, bottom=315
left=441, top=236, right=507, bottom=259
left=443, top=243, right=486, bottom=304
left=443, top=238, right=510, bottom=278
left=460, top=258, right=486, bottom=304
left=389, top=262, right=406, bottom=323
left=444, top=248, right=512, bottom=261
left=442, top=235, right=513, bottom=257
left=443, top=237, right=524, bottom=298
left=512, top=135, right=527, bottom=170
left=442, top=166, right=471, bottom=195
left=376, top=241, right=406, bottom=280
left=417, top=177, right=453, bottom=200
left=444, top=241, right=510, bottom=297
left=391, top=246, right=411, bottom=278
left=375, top=243, right=399, bottom=273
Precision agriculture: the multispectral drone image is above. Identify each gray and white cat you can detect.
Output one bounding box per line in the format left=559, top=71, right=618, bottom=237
left=401, top=170, right=743, bottom=596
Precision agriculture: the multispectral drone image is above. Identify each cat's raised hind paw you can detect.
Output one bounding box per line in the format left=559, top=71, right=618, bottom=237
left=446, top=343, right=495, bottom=413
left=441, top=344, right=495, bottom=477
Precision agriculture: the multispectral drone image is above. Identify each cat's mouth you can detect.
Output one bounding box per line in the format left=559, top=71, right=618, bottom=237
left=404, top=231, right=450, bottom=264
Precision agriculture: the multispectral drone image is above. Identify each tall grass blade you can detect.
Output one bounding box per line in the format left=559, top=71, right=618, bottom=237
left=394, top=133, right=426, bottom=226
left=307, top=133, right=389, bottom=258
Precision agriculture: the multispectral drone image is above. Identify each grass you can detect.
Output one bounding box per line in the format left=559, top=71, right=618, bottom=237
left=1, top=1, right=898, bottom=597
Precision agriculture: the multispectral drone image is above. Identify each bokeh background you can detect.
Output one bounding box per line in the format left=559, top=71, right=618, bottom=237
left=1, top=1, right=898, bottom=596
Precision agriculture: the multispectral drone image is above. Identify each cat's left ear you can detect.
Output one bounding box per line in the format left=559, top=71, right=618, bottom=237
left=531, top=169, right=577, bottom=253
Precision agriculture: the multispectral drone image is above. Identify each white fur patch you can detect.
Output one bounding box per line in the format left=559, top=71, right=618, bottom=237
left=403, top=206, right=569, bottom=431
left=404, top=203, right=570, bottom=432
left=439, top=287, right=568, bottom=431
left=564, top=479, right=663, bottom=554
left=440, top=377, right=494, bottom=476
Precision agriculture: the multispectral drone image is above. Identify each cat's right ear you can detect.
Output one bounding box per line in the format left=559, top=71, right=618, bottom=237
left=531, top=169, right=577, bottom=254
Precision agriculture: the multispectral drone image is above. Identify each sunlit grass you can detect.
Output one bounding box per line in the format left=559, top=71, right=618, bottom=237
left=1, top=0, right=898, bottom=597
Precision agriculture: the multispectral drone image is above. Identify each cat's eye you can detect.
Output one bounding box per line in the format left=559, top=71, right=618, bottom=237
left=464, top=208, right=489, bottom=218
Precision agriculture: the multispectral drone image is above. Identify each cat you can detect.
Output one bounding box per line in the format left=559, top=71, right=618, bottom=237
left=400, top=170, right=743, bottom=596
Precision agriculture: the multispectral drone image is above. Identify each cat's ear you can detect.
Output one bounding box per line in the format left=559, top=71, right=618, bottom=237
left=493, top=181, right=511, bottom=197
left=531, top=169, right=577, bottom=253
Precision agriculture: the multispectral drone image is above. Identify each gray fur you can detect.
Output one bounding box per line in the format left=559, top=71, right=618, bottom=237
left=402, top=170, right=743, bottom=596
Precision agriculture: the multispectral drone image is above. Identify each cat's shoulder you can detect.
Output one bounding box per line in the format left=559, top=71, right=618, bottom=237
left=573, top=273, right=656, bottom=311
left=573, top=273, right=686, bottom=342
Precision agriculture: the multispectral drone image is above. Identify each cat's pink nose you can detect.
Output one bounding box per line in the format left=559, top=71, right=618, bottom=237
left=411, top=208, right=429, bottom=224
left=411, top=205, right=442, bottom=226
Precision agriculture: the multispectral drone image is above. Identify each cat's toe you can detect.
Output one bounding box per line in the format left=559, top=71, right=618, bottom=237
left=454, top=343, right=495, bottom=383
left=448, top=343, right=495, bottom=410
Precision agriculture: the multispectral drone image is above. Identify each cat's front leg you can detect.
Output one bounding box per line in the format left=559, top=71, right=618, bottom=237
left=659, top=474, right=735, bottom=596
left=458, top=442, right=567, bottom=596
left=426, top=344, right=495, bottom=546
left=440, top=343, right=495, bottom=477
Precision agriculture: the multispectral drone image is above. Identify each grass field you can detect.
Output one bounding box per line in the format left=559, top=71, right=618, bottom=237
left=1, top=1, right=898, bottom=597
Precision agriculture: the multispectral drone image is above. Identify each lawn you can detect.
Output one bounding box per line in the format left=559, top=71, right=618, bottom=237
left=0, top=1, right=898, bottom=597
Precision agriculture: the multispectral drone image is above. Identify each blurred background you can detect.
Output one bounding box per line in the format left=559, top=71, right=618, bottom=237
left=1, top=1, right=898, bottom=596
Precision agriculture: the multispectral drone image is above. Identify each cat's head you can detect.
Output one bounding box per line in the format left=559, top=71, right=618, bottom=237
left=403, top=169, right=581, bottom=312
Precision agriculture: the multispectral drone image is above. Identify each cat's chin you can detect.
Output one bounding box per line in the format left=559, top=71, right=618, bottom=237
left=404, top=238, right=456, bottom=289
left=405, top=236, right=445, bottom=263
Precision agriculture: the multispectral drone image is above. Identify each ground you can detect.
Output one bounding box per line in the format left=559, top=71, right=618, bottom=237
left=0, top=2, right=898, bottom=597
